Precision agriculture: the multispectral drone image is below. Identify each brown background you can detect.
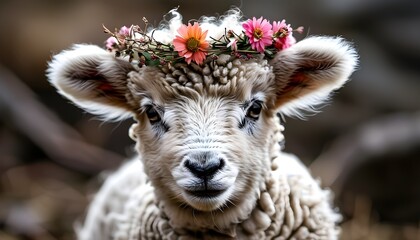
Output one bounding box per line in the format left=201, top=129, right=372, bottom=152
left=1, top=0, right=419, bottom=239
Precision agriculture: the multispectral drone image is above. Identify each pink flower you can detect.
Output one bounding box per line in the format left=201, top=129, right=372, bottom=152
left=106, top=26, right=132, bottom=51
left=119, top=26, right=131, bottom=36
left=173, top=22, right=209, bottom=65
left=227, top=38, right=238, bottom=51
left=274, top=35, right=296, bottom=50
left=242, top=17, right=273, bottom=53
left=272, top=20, right=296, bottom=50
left=295, top=26, right=304, bottom=34
left=106, top=36, right=117, bottom=50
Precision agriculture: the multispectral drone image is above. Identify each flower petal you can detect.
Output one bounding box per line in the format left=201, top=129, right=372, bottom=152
left=177, top=24, right=189, bottom=37
left=184, top=51, right=193, bottom=58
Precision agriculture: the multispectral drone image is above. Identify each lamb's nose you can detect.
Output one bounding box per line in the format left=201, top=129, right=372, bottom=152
left=184, top=152, right=225, bottom=179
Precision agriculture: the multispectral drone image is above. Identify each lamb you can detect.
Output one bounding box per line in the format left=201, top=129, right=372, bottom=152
left=47, top=10, right=358, bottom=239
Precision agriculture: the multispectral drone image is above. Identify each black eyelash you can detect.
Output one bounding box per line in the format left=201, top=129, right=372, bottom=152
left=246, top=100, right=263, bottom=120
left=145, top=105, right=161, bottom=124
left=239, top=99, right=263, bottom=135
left=144, top=104, right=169, bottom=135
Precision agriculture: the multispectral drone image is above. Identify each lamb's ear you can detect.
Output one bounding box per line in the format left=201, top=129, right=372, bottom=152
left=47, top=44, right=135, bottom=120
left=270, top=36, right=358, bottom=117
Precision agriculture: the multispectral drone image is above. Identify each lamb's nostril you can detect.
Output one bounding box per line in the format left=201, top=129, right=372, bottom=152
left=184, top=157, right=225, bottom=179
left=218, top=158, right=225, bottom=169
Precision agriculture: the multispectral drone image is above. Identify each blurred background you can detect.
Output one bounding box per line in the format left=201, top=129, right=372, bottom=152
left=0, top=0, right=419, bottom=239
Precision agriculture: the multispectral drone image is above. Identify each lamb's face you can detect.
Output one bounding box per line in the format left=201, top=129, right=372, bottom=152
left=127, top=62, right=278, bottom=211
left=47, top=36, right=357, bottom=215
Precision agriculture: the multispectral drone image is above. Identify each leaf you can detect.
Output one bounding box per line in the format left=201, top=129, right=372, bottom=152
left=141, top=51, right=151, bottom=61
left=264, top=49, right=273, bottom=55
left=146, top=59, right=160, bottom=66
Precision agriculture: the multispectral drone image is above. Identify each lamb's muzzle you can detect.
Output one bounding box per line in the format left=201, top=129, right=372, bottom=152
left=182, top=152, right=226, bottom=180
left=174, top=151, right=237, bottom=211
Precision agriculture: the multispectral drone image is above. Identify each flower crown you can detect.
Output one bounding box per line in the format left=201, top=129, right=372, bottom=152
left=104, top=15, right=303, bottom=67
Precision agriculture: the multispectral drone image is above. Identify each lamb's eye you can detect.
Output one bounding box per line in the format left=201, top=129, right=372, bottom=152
left=145, top=106, right=161, bottom=124
left=246, top=101, right=263, bottom=120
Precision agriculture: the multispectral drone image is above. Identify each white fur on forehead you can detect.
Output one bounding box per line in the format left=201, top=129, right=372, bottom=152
left=128, top=57, right=275, bottom=107
left=150, top=8, right=244, bottom=45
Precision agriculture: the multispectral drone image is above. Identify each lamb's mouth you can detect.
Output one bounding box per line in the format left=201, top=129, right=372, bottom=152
left=186, top=189, right=226, bottom=198
left=180, top=184, right=234, bottom=211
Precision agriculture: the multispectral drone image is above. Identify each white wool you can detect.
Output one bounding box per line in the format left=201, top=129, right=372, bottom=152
left=76, top=159, right=148, bottom=240
left=150, top=8, right=244, bottom=45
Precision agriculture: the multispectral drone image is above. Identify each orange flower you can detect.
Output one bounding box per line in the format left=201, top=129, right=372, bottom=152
left=173, top=22, right=209, bottom=65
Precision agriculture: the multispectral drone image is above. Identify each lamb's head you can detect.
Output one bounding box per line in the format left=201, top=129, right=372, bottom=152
left=47, top=36, right=357, bottom=226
